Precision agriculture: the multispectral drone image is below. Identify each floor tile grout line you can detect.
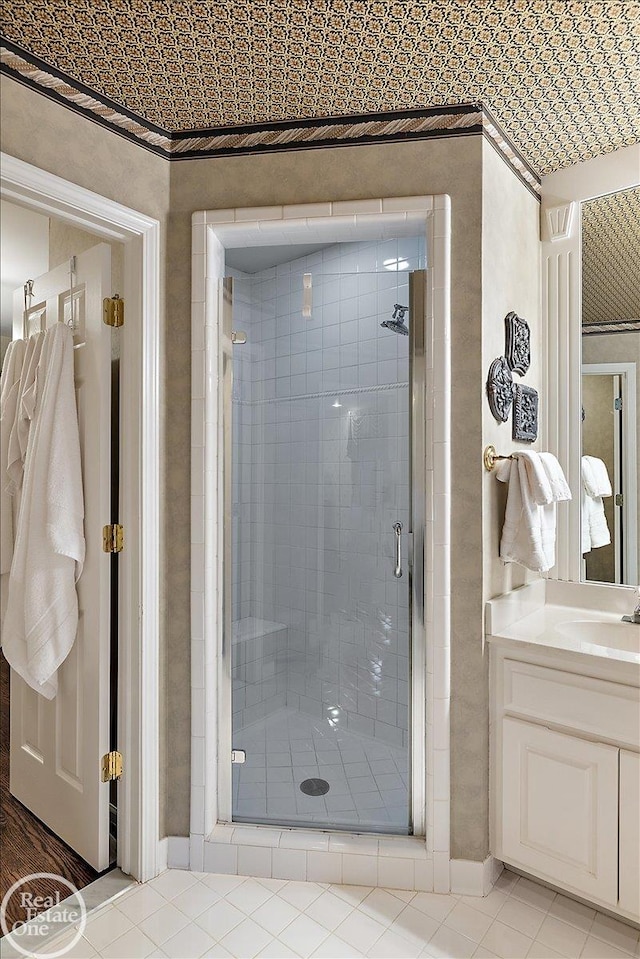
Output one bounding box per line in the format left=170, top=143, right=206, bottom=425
left=68, top=869, right=640, bottom=959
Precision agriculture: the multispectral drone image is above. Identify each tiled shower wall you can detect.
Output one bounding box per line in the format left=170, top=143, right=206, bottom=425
left=230, top=237, right=426, bottom=745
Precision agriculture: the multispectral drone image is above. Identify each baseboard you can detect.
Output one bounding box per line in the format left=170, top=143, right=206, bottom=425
left=166, top=835, right=503, bottom=898
left=157, top=837, right=168, bottom=872
left=450, top=855, right=504, bottom=896
left=165, top=836, right=190, bottom=870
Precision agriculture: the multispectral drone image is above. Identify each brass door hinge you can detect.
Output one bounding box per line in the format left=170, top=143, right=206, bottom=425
left=103, top=294, right=124, bottom=328
left=615, top=493, right=624, bottom=507
left=101, top=750, right=123, bottom=782
left=103, top=523, right=124, bottom=553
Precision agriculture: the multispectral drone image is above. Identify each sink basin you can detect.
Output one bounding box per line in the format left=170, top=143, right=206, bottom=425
left=556, top=619, right=640, bottom=652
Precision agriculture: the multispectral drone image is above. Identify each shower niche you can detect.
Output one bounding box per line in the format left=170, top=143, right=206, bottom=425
left=221, top=236, right=427, bottom=835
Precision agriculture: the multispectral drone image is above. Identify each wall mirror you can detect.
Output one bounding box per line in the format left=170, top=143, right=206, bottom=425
left=581, top=187, right=640, bottom=586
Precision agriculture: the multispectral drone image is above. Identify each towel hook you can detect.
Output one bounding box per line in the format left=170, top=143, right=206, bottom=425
left=67, top=256, right=78, bottom=330
left=23, top=279, right=34, bottom=312
left=483, top=444, right=516, bottom=471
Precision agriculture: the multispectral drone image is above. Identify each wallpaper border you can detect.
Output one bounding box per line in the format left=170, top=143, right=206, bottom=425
left=1, top=39, right=541, bottom=198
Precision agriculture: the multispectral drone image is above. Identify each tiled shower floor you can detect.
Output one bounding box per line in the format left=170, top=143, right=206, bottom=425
left=233, top=708, right=409, bottom=832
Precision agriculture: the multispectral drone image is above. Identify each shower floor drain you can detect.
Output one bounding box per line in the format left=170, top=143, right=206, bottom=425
left=300, top=778, right=330, bottom=797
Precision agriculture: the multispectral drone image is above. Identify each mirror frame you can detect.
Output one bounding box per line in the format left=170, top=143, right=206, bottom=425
left=540, top=144, right=640, bottom=583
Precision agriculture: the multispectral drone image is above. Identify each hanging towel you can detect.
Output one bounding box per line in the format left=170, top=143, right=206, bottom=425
left=3, top=324, right=85, bottom=698
left=539, top=452, right=572, bottom=503
left=496, top=452, right=567, bottom=572
left=496, top=456, right=552, bottom=571
left=6, top=333, right=44, bottom=495
left=581, top=455, right=612, bottom=498
left=581, top=486, right=611, bottom=552
left=581, top=456, right=611, bottom=552
left=1, top=339, right=26, bottom=626
left=18, top=331, right=45, bottom=457
left=518, top=451, right=554, bottom=505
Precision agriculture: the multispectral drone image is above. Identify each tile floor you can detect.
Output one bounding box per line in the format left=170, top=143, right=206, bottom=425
left=17, top=867, right=640, bottom=959
left=233, top=708, right=409, bottom=832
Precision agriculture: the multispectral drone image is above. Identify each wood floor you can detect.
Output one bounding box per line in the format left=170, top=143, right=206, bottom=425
left=1, top=653, right=100, bottom=931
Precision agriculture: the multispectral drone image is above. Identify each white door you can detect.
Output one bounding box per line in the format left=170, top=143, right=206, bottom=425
left=9, top=244, right=113, bottom=871
left=619, top=749, right=640, bottom=919
left=501, top=717, right=619, bottom=906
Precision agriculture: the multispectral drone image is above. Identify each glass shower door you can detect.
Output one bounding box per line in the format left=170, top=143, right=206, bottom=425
left=223, top=265, right=424, bottom=834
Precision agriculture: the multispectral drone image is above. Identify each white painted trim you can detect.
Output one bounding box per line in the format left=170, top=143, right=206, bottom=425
left=541, top=146, right=640, bottom=585
left=190, top=197, right=451, bottom=891
left=0, top=153, right=162, bottom=882
left=157, top=837, right=169, bottom=873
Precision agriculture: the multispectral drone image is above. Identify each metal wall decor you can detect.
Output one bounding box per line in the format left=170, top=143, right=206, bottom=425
left=487, top=356, right=514, bottom=423
left=512, top=383, right=539, bottom=442
left=504, top=311, right=531, bottom=375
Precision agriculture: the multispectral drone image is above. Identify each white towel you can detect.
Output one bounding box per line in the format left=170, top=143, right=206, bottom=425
left=581, top=456, right=612, bottom=553
left=3, top=324, right=85, bottom=698
left=582, top=455, right=612, bottom=498
left=539, top=452, right=572, bottom=503
left=6, top=332, right=44, bottom=493
left=496, top=456, right=557, bottom=572
left=518, top=451, right=554, bottom=505
left=1, top=339, right=26, bottom=626
left=19, top=332, right=45, bottom=451
left=581, top=486, right=611, bottom=553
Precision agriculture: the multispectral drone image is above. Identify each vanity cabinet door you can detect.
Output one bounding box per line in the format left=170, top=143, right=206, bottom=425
left=619, top=750, right=640, bottom=919
left=502, top=718, right=619, bottom=905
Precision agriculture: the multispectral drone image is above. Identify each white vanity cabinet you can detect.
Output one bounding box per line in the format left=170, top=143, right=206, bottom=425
left=491, top=645, right=640, bottom=922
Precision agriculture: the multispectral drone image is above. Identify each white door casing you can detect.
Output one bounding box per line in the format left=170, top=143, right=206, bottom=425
left=501, top=717, right=619, bottom=906
left=10, top=244, right=113, bottom=871
left=1, top=152, right=161, bottom=881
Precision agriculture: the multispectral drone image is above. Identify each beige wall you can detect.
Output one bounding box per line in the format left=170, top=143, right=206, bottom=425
left=0, top=74, right=173, bottom=836
left=481, top=140, right=543, bottom=601
left=169, top=138, right=490, bottom=851
left=2, top=76, right=543, bottom=860
left=471, top=140, right=541, bottom=859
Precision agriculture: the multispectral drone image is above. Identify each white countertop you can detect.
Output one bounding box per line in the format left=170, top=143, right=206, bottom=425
left=486, top=581, right=640, bottom=667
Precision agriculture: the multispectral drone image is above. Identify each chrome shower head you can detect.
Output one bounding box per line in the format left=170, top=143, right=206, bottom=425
left=381, top=304, right=409, bottom=335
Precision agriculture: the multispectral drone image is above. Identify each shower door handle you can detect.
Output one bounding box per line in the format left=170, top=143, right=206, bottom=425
left=393, top=522, right=403, bottom=578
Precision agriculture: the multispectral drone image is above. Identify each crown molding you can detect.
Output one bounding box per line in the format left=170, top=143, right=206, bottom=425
left=1, top=39, right=540, bottom=197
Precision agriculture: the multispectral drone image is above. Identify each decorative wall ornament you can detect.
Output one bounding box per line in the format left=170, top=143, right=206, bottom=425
left=487, top=357, right=514, bottom=423
left=512, top=384, right=539, bottom=442
left=504, top=311, right=531, bottom=375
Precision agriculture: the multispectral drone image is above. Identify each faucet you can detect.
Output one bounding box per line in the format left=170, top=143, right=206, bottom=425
left=622, top=586, right=640, bottom=624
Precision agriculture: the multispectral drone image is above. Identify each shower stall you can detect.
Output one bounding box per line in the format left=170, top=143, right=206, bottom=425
left=219, top=237, right=427, bottom=836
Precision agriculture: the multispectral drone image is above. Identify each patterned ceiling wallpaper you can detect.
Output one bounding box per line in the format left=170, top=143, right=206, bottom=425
left=582, top=187, right=640, bottom=327
left=1, top=0, right=639, bottom=175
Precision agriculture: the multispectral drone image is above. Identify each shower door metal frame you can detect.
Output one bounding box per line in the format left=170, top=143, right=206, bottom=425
left=218, top=275, right=234, bottom=824
left=409, top=269, right=427, bottom=839
left=219, top=269, right=427, bottom=837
